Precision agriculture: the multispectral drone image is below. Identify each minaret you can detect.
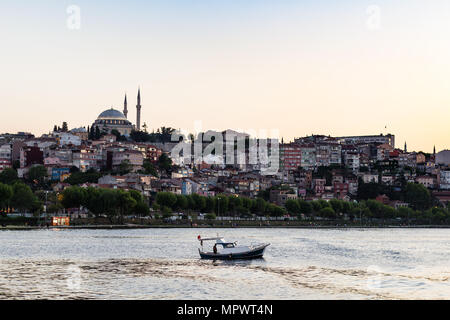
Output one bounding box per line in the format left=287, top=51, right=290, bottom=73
left=404, top=141, right=407, bottom=153
left=123, top=94, right=128, bottom=119
left=136, top=88, right=141, bottom=131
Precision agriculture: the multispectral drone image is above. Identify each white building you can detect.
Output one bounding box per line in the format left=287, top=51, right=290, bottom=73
left=54, top=132, right=82, bottom=146
left=440, top=171, right=450, bottom=190
left=0, top=144, right=12, bottom=171
left=72, top=148, right=103, bottom=172
left=381, top=175, right=394, bottom=185
left=337, top=134, right=395, bottom=148
left=361, top=173, right=379, bottom=184
left=343, top=152, right=360, bottom=172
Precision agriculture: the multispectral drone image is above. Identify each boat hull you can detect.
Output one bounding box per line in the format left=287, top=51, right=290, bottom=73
left=199, top=244, right=269, bottom=260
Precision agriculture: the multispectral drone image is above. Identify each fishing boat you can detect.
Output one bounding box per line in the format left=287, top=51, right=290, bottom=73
left=197, top=235, right=270, bottom=260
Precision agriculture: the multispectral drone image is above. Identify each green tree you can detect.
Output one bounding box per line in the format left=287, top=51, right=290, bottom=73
left=70, top=166, right=80, bottom=173
left=88, top=127, right=95, bottom=140
left=95, top=126, right=101, bottom=140
left=342, top=201, right=352, bottom=214
left=61, top=186, right=87, bottom=209
left=10, top=183, right=38, bottom=212
left=176, top=194, right=188, bottom=210
left=366, top=199, right=383, bottom=218
left=152, top=202, right=160, bottom=213
left=254, top=198, right=267, bottom=215
left=161, top=205, right=172, bottom=217
left=237, top=205, right=250, bottom=216
left=329, top=199, right=343, bottom=213
left=285, top=199, right=300, bottom=214
left=127, top=190, right=149, bottom=216
left=27, top=165, right=48, bottom=185
left=83, top=187, right=102, bottom=215
left=65, top=170, right=102, bottom=185
left=214, top=195, right=229, bottom=215
left=134, top=200, right=150, bottom=216
left=205, top=213, right=216, bottom=220
left=429, top=207, right=449, bottom=224
left=405, top=183, right=431, bottom=211
left=99, top=189, right=119, bottom=217
left=204, top=197, right=215, bottom=213
left=241, top=197, right=253, bottom=210
left=320, top=207, right=336, bottom=219
left=0, top=168, right=19, bottom=185
left=109, top=128, right=118, bottom=138
left=228, top=196, right=243, bottom=215
left=158, top=153, right=173, bottom=172
left=128, top=190, right=144, bottom=204
left=357, top=182, right=383, bottom=200
left=157, top=127, right=176, bottom=143
left=298, top=200, right=312, bottom=215
left=397, top=206, right=414, bottom=220
left=191, top=193, right=206, bottom=211
left=0, top=183, right=13, bottom=210
left=130, top=127, right=177, bottom=143
left=382, top=205, right=396, bottom=220
left=142, top=159, right=158, bottom=177
left=116, top=190, right=137, bottom=217
left=318, top=200, right=330, bottom=209
left=62, top=122, right=68, bottom=132
left=156, top=192, right=177, bottom=209
left=186, top=195, right=195, bottom=210
left=47, top=203, right=63, bottom=214
left=311, top=200, right=322, bottom=212
left=266, top=203, right=286, bottom=217
left=111, top=129, right=126, bottom=141
left=12, top=160, right=20, bottom=170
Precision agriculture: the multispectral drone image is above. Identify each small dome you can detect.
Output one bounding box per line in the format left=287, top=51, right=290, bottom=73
left=97, top=108, right=126, bottom=120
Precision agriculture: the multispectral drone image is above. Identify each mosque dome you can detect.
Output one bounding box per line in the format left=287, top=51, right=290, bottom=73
left=97, top=108, right=127, bottom=120
left=92, top=107, right=133, bottom=137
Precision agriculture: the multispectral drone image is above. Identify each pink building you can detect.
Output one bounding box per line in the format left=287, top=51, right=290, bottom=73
left=333, top=182, right=349, bottom=199
left=415, top=175, right=435, bottom=189
left=281, top=143, right=302, bottom=171
left=313, top=178, right=326, bottom=195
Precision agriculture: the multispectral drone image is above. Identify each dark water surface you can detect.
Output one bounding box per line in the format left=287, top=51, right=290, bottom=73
left=0, top=228, right=449, bottom=299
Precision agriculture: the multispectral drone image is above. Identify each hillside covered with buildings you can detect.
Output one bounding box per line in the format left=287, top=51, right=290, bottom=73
left=1, top=103, right=450, bottom=226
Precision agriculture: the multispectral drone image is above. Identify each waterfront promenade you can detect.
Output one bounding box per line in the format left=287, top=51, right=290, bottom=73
left=1, top=221, right=449, bottom=230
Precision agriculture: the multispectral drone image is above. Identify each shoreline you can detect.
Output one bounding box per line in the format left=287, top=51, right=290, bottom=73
left=1, top=224, right=450, bottom=231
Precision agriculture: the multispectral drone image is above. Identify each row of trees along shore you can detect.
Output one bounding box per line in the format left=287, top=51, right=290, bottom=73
left=1, top=163, right=450, bottom=224
left=2, top=184, right=450, bottom=225
left=60, top=187, right=150, bottom=220
left=154, top=191, right=450, bottom=224
left=0, top=182, right=41, bottom=213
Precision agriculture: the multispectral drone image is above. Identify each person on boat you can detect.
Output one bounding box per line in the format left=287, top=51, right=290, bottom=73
left=213, top=244, right=217, bottom=254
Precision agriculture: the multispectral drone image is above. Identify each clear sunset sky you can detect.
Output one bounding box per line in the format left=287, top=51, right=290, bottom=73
left=1, top=0, right=449, bottom=152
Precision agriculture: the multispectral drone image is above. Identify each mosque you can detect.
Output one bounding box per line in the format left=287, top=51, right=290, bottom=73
left=91, top=88, right=142, bottom=137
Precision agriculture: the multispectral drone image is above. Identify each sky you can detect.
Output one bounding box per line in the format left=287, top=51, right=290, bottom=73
left=1, top=0, right=449, bottom=152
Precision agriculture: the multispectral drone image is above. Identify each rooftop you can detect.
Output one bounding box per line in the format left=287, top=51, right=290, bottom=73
left=97, top=108, right=127, bottom=120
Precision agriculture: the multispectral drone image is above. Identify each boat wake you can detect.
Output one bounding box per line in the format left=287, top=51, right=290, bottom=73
left=0, top=258, right=448, bottom=299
